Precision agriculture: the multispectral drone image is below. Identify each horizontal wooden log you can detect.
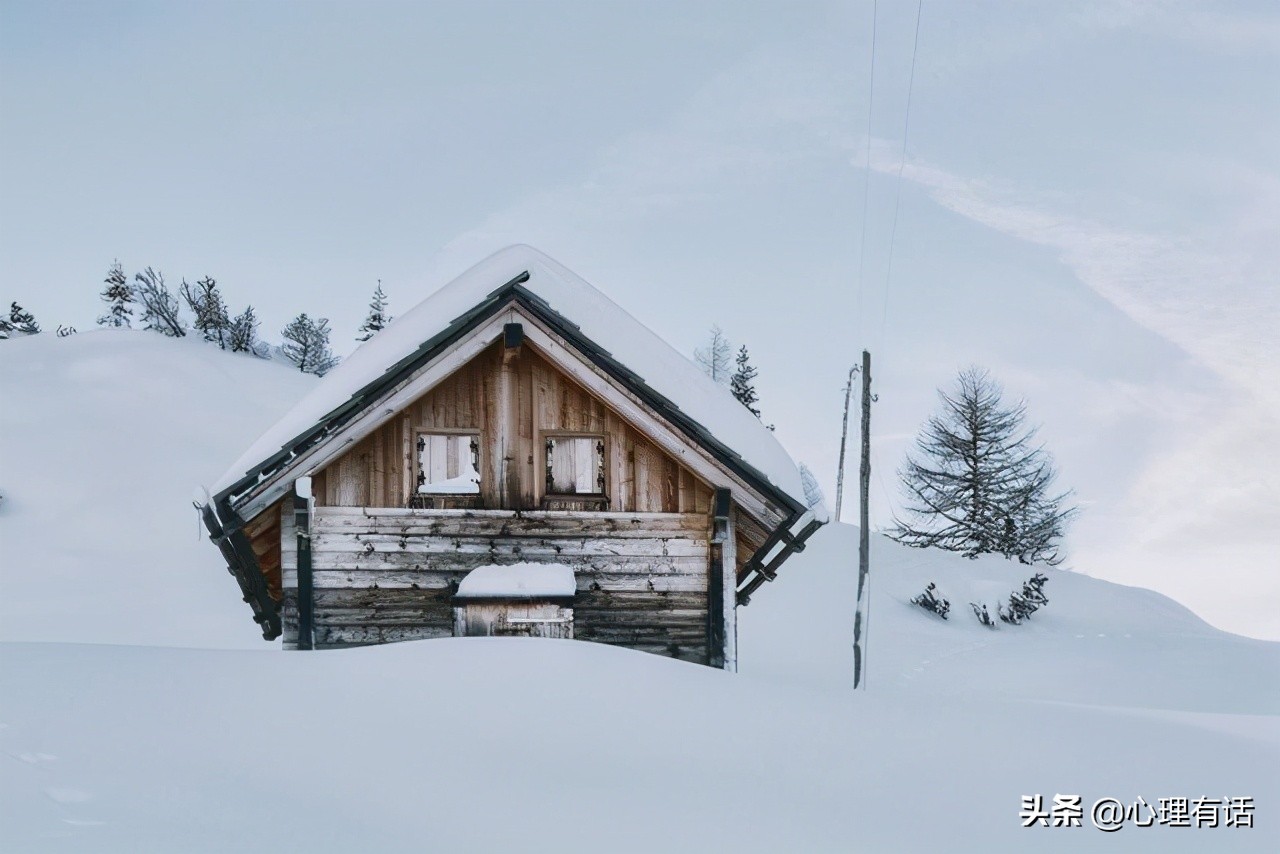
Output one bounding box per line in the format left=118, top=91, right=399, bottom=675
left=308, top=551, right=707, bottom=574
left=286, top=569, right=707, bottom=593
left=574, top=589, right=707, bottom=609
left=314, top=625, right=453, bottom=646
left=316, top=612, right=454, bottom=628
left=311, top=532, right=710, bottom=559
left=312, top=588, right=452, bottom=608
left=312, top=508, right=709, bottom=537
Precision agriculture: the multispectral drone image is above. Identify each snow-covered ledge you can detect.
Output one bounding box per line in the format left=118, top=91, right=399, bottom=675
left=455, top=562, right=577, bottom=600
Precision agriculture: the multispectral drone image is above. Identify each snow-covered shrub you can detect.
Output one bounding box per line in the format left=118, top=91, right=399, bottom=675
left=970, top=602, right=996, bottom=628
left=135, top=268, right=186, bottom=337
left=999, top=572, right=1049, bottom=625
left=911, top=582, right=950, bottom=620
left=7, top=302, right=40, bottom=335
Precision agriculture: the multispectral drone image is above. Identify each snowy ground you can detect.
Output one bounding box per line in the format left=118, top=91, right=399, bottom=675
left=2, top=332, right=1277, bottom=852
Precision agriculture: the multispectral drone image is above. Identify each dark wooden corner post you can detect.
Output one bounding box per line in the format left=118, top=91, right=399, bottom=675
left=708, top=488, right=737, bottom=671
left=500, top=322, right=523, bottom=509
left=294, top=478, right=315, bottom=651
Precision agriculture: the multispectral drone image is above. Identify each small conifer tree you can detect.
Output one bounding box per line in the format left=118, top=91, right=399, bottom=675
left=229, top=306, right=263, bottom=354
left=730, top=345, right=761, bottom=417
left=181, top=276, right=231, bottom=348
left=97, top=260, right=134, bottom=328
left=282, top=313, right=339, bottom=376
left=694, top=325, right=733, bottom=385
left=357, top=281, right=392, bottom=342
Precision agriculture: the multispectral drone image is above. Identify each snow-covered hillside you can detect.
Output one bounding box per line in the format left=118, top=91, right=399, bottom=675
left=1, top=332, right=1277, bottom=852
left=0, top=330, right=315, bottom=647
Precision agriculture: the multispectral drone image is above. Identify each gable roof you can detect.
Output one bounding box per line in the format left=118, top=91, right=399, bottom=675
left=203, top=246, right=826, bottom=639
left=211, top=245, right=809, bottom=512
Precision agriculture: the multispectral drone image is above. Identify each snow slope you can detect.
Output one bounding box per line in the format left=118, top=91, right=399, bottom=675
left=1, top=331, right=1277, bottom=852
left=0, top=330, right=315, bottom=648
left=741, top=525, right=1280, bottom=715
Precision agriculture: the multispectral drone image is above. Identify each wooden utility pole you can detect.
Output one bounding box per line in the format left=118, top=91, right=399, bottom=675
left=853, top=349, right=872, bottom=689
left=834, top=365, right=858, bottom=521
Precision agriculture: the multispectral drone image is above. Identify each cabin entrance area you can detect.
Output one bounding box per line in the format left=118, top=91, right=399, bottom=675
left=451, top=563, right=577, bottom=639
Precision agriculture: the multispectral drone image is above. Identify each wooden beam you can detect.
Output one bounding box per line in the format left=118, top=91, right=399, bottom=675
left=715, top=489, right=737, bottom=671
left=294, top=478, right=314, bottom=651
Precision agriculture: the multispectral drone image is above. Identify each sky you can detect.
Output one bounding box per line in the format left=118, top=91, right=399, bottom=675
left=1, top=0, right=1277, bottom=639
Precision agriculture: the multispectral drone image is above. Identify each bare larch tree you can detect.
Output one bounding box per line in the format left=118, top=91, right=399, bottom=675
left=694, top=325, right=732, bottom=385
left=891, top=367, right=1076, bottom=565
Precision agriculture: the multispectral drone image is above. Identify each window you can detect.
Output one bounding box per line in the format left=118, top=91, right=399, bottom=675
left=416, top=432, right=480, bottom=494
left=545, top=435, right=606, bottom=495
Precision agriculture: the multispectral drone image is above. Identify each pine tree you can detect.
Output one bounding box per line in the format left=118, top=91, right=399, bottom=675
left=357, top=280, right=392, bottom=342
left=694, top=325, right=732, bottom=385
left=134, top=268, right=186, bottom=337
left=281, top=313, right=338, bottom=376
left=229, top=306, right=263, bottom=354
left=97, top=260, right=134, bottom=328
left=730, top=345, right=761, bottom=417
left=891, top=367, right=1076, bottom=564
left=180, top=276, right=231, bottom=348
left=9, top=302, right=40, bottom=334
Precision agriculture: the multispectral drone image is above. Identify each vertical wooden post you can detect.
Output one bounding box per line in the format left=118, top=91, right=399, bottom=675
left=294, top=477, right=314, bottom=651
left=499, top=322, right=523, bottom=509
left=709, top=488, right=736, bottom=671
left=853, top=350, right=872, bottom=688
left=721, top=497, right=738, bottom=673
left=834, top=365, right=857, bottom=521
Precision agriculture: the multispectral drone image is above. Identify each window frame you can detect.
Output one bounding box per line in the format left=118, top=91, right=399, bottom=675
left=413, top=428, right=482, bottom=497
left=541, top=431, right=609, bottom=499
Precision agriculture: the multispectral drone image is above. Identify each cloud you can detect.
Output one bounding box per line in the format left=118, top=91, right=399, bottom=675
left=1075, top=0, right=1280, bottom=54
left=867, top=148, right=1280, bottom=409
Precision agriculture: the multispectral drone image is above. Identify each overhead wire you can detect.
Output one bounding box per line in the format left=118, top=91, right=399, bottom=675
left=876, top=0, right=924, bottom=359
left=853, top=0, right=879, bottom=348
left=866, top=0, right=924, bottom=534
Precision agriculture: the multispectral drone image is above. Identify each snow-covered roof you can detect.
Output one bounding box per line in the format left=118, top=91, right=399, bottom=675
left=455, top=562, right=577, bottom=600
left=211, top=245, right=806, bottom=509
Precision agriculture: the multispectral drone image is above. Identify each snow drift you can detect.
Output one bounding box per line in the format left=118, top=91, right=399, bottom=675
left=1, top=328, right=1277, bottom=852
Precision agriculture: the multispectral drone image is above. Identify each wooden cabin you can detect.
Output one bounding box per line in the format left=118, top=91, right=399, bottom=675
left=201, top=246, right=824, bottom=668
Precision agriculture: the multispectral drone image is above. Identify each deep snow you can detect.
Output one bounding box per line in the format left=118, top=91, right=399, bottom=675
left=1, top=331, right=1277, bottom=852
left=0, top=330, right=315, bottom=648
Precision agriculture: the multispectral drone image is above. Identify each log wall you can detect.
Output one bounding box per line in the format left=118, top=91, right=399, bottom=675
left=282, top=507, right=712, bottom=662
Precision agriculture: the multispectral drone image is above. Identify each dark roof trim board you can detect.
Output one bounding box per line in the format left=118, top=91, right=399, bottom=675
left=203, top=268, right=819, bottom=638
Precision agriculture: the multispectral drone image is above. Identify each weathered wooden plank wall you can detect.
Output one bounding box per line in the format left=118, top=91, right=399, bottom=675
left=313, top=342, right=715, bottom=517
left=281, top=508, right=711, bottom=662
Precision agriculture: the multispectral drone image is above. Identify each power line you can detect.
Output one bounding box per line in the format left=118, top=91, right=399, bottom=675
left=877, top=0, right=924, bottom=357
left=854, top=0, right=879, bottom=347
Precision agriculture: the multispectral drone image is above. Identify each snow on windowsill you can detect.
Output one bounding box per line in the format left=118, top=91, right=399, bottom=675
left=418, top=465, right=481, bottom=494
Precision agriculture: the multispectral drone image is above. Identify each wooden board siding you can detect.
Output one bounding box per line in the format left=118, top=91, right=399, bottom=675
left=313, top=342, right=714, bottom=515
left=281, top=508, right=711, bottom=661
left=243, top=498, right=284, bottom=603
